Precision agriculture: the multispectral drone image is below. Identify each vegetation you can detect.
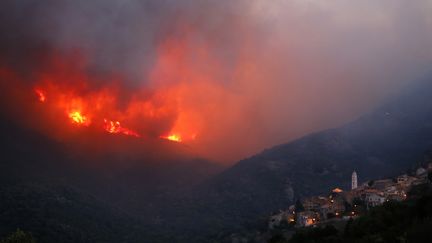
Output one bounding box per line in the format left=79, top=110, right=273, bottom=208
left=289, top=225, right=340, bottom=243
left=0, top=183, right=153, bottom=243
left=295, top=199, right=305, bottom=213
left=0, top=229, right=36, bottom=243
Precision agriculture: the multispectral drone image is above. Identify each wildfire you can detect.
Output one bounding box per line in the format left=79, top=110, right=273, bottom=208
left=68, top=111, right=90, bottom=126
left=103, top=119, right=140, bottom=137
left=161, top=134, right=182, bottom=142
left=30, top=88, right=187, bottom=142
left=33, top=84, right=189, bottom=140
left=23, top=48, right=203, bottom=143
left=30, top=84, right=197, bottom=141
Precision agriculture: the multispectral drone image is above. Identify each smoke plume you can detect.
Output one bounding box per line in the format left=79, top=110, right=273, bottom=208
left=0, top=0, right=431, bottom=163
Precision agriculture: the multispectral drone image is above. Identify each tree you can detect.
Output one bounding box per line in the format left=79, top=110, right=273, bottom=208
left=289, top=225, right=339, bottom=243
left=343, top=201, right=352, bottom=213
left=352, top=197, right=364, bottom=207
left=343, top=217, right=354, bottom=237
left=277, top=219, right=292, bottom=230
left=294, top=199, right=304, bottom=213
left=268, top=233, right=288, bottom=243
left=0, top=229, right=36, bottom=243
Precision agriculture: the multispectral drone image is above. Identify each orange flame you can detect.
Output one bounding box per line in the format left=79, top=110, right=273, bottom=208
left=30, top=82, right=198, bottom=141
left=161, top=134, right=182, bottom=142
left=68, top=111, right=90, bottom=126
left=103, top=119, right=140, bottom=137
left=32, top=82, right=183, bottom=139
left=20, top=45, right=205, bottom=143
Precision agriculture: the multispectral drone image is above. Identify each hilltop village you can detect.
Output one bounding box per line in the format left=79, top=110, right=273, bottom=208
left=269, top=163, right=432, bottom=229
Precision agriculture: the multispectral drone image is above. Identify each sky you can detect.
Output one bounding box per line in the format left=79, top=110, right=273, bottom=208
left=0, top=0, right=432, bottom=164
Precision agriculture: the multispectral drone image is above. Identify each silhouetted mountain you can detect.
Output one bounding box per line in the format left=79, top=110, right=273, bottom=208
left=0, top=115, right=223, bottom=242
left=160, top=80, right=432, bottom=240
left=0, top=182, right=142, bottom=243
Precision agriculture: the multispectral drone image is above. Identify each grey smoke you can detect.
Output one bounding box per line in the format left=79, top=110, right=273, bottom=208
left=1, top=0, right=431, bottom=162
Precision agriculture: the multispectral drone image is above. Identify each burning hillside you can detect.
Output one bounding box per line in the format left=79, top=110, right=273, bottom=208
left=1, top=41, right=210, bottom=144
left=0, top=26, right=243, bottom=162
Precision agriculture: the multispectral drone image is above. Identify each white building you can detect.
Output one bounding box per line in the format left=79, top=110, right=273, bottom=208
left=365, top=193, right=385, bottom=207
left=352, top=171, right=358, bottom=190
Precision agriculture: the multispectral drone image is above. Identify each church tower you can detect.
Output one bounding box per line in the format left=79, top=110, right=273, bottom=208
left=351, top=171, right=358, bottom=190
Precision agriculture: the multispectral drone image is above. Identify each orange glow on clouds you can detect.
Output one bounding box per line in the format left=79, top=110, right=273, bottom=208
left=22, top=47, right=204, bottom=142
left=1, top=30, right=250, bottom=161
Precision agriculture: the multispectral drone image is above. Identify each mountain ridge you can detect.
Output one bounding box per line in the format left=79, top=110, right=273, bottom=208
left=1, top=79, right=432, bottom=242
left=156, top=79, right=432, bottom=240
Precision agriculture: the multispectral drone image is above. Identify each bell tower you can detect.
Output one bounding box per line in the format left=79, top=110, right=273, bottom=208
left=351, top=171, right=358, bottom=190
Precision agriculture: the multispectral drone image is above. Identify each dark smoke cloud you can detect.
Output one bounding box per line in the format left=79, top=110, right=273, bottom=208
left=1, top=0, right=432, bottom=163
left=0, top=0, right=246, bottom=85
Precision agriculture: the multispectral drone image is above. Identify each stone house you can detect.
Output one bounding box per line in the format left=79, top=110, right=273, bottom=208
left=365, top=192, right=385, bottom=207
left=302, top=196, right=328, bottom=212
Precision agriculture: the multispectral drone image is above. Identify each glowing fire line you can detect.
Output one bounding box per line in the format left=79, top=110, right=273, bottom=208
left=33, top=88, right=192, bottom=142
left=160, top=134, right=182, bottom=142
left=103, top=119, right=140, bottom=137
